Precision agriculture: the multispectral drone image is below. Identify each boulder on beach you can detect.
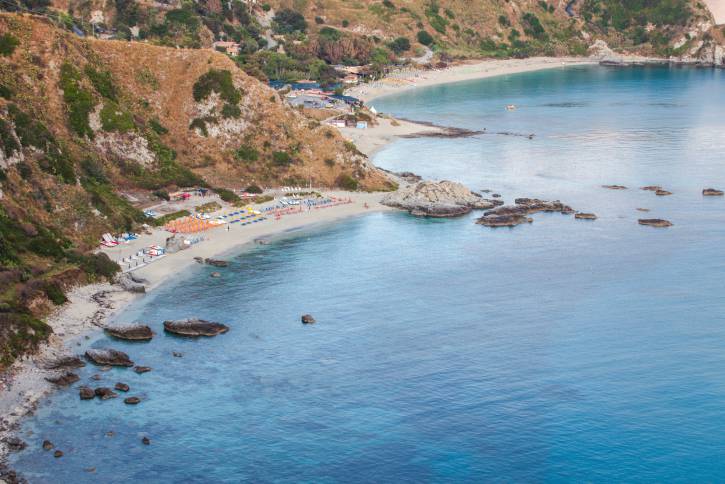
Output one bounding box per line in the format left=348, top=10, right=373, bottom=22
left=205, top=258, right=229, bottom=267
left=85, top=348, right=134, bottom=367
left=105, top=325, right=154, bottom=341
left=3, top=437, right=27, bottom=452
left=655, top=189, right=672, bottom=196
left=94, top=387, right=118, bottom=400
left=638, top=218, right=673, bottom=227
left=602, top=185, right=627, bottom=190
left=42, top=355, right=85, bottom=370
left=575, top=213, right=597, bottom=220
left=79, top=386, right=95, bottom=400
left=703, top=188, right=724, bottom=196
left=301, top=314, right=316, bottom=324
left=117, top=273, right=146, bottom=294
left=45, top=372, right=80, bottom=386
left=382, top=180, right=502, bottom=218
left=163, top=318, right=229, bottom=337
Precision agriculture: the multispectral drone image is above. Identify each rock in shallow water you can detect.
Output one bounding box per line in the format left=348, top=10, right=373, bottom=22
left=602, top=184, right=627, bottom=190
left=124, top=397, right=141, bottom=405
left=476, top=198, right=574, bottom=227
left=638, top=218, right=673, bottom=227
left=163, top=319, right=229, bottom=337
left=79, top=386, right=95, bottom=400
left=54, top=450, right=63, bottom=458
left=114, top=382, right=129, bottom=392
left=42, top=355, right=85, bottom=370
left=85, top=349, right=134, bottom=367
left=476, top=214, right=533, bottom=227
left=42, top=440, right=53, bottom=450
left=301, top=314, right=316, bottom=324
left=382, top=180, right=502, bottom=217
left=94, top=387, right=118, bottom=400
left=703, top=188, right=724, bottom=196
left=205, top=258, right=229, bottom=267
left=655, top=189, right=672, bottom=196
left=105, top=325, right=154, bottom=341
left=134, top=366, right=152, bottom=374
left=575, top=212, right=597, bottom=220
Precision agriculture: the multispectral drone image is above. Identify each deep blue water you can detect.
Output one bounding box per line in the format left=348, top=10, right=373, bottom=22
left=11, top=66, right=725, bottom=482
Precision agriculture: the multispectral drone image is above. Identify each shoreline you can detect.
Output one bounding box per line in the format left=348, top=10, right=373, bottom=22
left=0, top=190, right=394, bottom=472
left=347, top=56, right=597, bottom=104
left=0, top=56, right=592, bottom=475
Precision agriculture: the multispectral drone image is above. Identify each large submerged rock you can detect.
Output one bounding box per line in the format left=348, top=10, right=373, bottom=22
left=85, top=348, right=134, bottom=367
left=382, top=180, right=502, bottom=217
left=105, top=325, right=154, bottom=341
left=476, top=198, right=574, bottom=227
left=163, top=319, right=229, bottom=337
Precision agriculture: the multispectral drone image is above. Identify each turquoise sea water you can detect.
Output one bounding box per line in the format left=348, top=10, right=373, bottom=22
left=11, top=66, right=725, bottom=482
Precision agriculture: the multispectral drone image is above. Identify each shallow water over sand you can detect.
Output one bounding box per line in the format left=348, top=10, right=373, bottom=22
left=12, top=66, right=725, bottom=482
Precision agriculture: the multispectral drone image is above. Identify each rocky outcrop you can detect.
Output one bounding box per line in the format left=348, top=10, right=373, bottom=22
left=85, top=348, right=134, bottom=367
left=382, top=180, right=501, bottom=217
left=105, top=325, right=154, bottom=341
left=117, top=273, right=146, bottom=294
left=163, top=319, right=229, bottom=337
left=45, top=372, right=80, bottom=386
left=165, top=234, right=191, bottom=254
left=476, top=214, right=533, bottom=227
left=301, top=314, right=316, bottom=324
left=476, top=198, right=574, bottom=227
left=42, top=355, right=86, bottom=370
left=703, top=188, right=724, bottom=196
left=639, top=218, right=673, bottom=227
left=94, top=387, right=118, bottom=400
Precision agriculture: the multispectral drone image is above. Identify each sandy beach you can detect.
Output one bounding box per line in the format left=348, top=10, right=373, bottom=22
left=0, top=55, right=589, bottom=472
left=348, top=56, right=596, bottom=104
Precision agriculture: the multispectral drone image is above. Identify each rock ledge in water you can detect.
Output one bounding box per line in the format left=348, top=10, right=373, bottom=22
left=45, top=372, right=80, bottom=386
left=85, top=348, right=134, bottom=367
left=163, top=319, right=229, bottom=337
left=105, top=325, right=154, bottom=341
left=382, top=180, right=502, bottom=217
left=703, top=188, right=724, bottom=196
left=477, top=198, right=574, bottom=228
left=638, top=218, right=672, bottom=228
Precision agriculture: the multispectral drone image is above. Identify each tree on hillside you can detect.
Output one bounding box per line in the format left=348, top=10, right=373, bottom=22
left=388, top=37, right=411, bottom=54
left=273, top=9, right=307, bottom=34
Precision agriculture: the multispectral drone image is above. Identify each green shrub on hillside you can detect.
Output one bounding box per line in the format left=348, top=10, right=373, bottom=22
left=221, top=103, right=241, bottom=119
left=59, top=63, right=95, bottom=138
left=336, top=173, right=359, bottom=191
left=388, top=37, right=411, bottom=54
left=0, top=118, right=19, bottom=158
left=100, top=102, right=135, bottom=132
left=43, top=282, right=67, bottom=305
left=149, top=118, right=168, bottom=135
left=214, top=187, right=240, bottom=203
left=66, top=251, right=120, bottom=279
left=417, top=30, right=434, bottom=46
left=272, top=151, right=292, bottom=166
left=151, top=209, right=190, bottom=226
left=85, top=66, right=118, bottom=100
left=7, top=104, right=55, bottom=150
left=40, top=150, right=76, bottom=184
left=0, top=83, right=13, bottom=99
left=245, top=184, right=263, bottom=194
left=193, top=69, right=242, bottom=104
left=235, top=144, right=259, bottom=162
left=0, top=33, right=19, bottom=57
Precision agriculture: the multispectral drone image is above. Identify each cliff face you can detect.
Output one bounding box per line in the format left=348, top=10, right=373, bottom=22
left=0, top=12, right=392, bottom=367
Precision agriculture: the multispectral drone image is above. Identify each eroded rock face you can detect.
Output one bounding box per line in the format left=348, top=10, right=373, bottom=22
left=703, top=188, right=724, bottom=196
left=105, top=325, right=154, bottom=341
left=85, top=348, right=134, bottom=367
left=163, top=319, right=229, bottom=337
left=639, top=218, right=673, bottom=227
left=382, top=180, right=502, bottom=217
